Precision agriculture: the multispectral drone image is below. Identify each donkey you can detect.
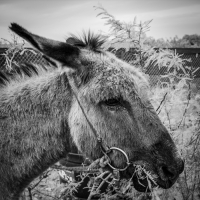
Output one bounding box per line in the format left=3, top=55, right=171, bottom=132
left=0, top=23, right=184, bottom=200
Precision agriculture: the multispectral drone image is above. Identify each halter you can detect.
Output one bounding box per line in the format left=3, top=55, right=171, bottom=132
left=68, top=75, right=131, bottom=172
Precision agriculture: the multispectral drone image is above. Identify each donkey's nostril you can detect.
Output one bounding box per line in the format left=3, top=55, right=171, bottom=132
left=159, top=165, right=176, bottom=181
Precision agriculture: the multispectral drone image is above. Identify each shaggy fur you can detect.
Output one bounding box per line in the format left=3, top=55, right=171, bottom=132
left=0, top=23, right=184, bottom=200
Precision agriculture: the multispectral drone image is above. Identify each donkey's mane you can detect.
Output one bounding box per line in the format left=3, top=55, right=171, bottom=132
left=68, top=30, right=107, bottom=52
left=0, top=63, right=50, bottom=87
left=0, top=31, right=106, bottom=88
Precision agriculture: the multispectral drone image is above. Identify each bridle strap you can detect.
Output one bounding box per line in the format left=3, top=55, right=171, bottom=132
left=67, top=75, right=107, bottom=151
left=69, top=78, right=99, bottom=139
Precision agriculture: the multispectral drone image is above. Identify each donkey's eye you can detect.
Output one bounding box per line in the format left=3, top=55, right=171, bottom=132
left=101, top=98, right=123, bottom=111
left=104, top=98, right=121, bottom=107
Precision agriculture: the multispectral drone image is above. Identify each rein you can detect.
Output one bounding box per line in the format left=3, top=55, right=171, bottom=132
left=68, top=75, right=131, bottom=172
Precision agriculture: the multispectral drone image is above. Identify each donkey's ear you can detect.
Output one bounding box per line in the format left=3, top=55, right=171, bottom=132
left=9, top=23, right=80, bottom=68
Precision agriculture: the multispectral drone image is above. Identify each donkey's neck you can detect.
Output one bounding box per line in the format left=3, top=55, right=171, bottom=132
left=0, top=69, right=76, bottom=199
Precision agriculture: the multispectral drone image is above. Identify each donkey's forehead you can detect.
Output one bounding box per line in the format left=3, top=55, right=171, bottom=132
left=81, top=51, right=149, bottom=103
left=81, top=51, right=147, bottom=81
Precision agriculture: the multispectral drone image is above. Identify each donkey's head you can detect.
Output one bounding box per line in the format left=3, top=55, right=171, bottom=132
left=10, top=23, right=184, bottom=192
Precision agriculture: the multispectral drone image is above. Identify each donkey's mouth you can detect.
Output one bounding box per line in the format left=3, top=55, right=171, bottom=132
left=123, top=161, right=178, bottom=192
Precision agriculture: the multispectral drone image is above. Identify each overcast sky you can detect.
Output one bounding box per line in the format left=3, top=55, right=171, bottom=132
left=0, top=0, right=200, bottom=43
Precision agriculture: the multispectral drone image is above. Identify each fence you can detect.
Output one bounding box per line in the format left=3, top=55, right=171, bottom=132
left=0, top=47, right=200, bottom=88
left=0, top=48, right=48, bottom=70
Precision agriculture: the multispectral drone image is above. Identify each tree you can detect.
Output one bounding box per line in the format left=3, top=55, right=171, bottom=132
left=183, top=34, right=200, bottom=46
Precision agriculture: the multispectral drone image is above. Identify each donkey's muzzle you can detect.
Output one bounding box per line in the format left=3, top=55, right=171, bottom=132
left=125, top=154, right=184, bottom=192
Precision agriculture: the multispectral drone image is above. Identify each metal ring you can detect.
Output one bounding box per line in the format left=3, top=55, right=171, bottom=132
left=105, top=147, right=130, bottom=171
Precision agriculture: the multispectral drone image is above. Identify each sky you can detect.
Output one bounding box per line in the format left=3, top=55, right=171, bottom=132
left=0, top=0, right=200, bottom=43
